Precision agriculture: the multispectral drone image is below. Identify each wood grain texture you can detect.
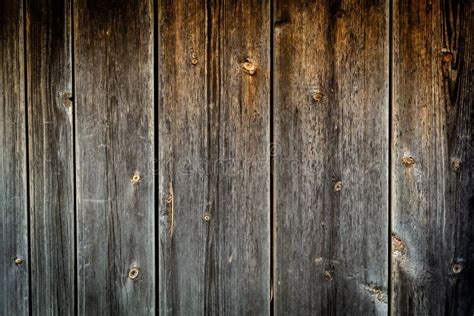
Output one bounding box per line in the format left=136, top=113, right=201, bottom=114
left=26, top=1, right=74, bottom=314
left=0, top=1, right=29, bottom=315
left=392, top=0, right=474, bottom=314
left=273, top=0, right=389, bottom=314
left=74, top=0, right=155, bottom=314
left=158, top=0, right=270, bottom=314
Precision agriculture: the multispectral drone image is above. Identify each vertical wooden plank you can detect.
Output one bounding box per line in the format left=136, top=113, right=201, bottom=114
left=74, top=0, right=155, bottom=314
left=273, top=0, right=389, bottom=314
left=0, top=1, right=29, bottom=315
left=158, top=0, right=207, bottom=314
left=392, top=1, right=474, bottom=314
left=26, top=1, right=74, bottom=314
left=158, top=0, right=270, bottom=314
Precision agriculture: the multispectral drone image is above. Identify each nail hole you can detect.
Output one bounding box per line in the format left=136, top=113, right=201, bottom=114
left=452, top=263, right=463, bottom=274
left=191, top=53, right=198, bottom=65
left=401, top=155, right=415, bottom=167
left=334, top=181, right=343, bottom=192
left=203, top=212, right=211, bottom=222
left=323, top=271, right=333, bottom=281
left=131, top=173, right=141, bottom=185
left=128, top=266, right=140, bottom=280
left=451, top=158, right=462, bottom=172
left=312, top=89, right=324, bottom=102
left=242, top=59, right=257, bottom=75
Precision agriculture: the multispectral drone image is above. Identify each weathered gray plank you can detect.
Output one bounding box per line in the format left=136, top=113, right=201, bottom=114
left=0, top=1, right=29, bottom=315
left=26, top=1, right=74, bottom=314
left=74, top=0, right=155, bottom=314
left=273, top=0, right=389, bottom=314
left=392, top=0, right=474, bottom=314
left=158, top=0, right=270, bottom=314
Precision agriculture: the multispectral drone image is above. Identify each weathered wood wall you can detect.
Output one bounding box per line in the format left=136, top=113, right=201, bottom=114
left=0, top=0, right=472, bottom=315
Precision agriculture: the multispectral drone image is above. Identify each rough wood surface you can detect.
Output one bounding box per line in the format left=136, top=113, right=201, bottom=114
left=273, top=0, right=389, bottom=314
left=26, top=1, right=75, bottom=314
left=0, top=1, right=29, bottom=315
left=392, top=0, right=474, bottom=314
left=74, top=0, right=155, bottom=314
left=158, top=0, right=270, bottom=314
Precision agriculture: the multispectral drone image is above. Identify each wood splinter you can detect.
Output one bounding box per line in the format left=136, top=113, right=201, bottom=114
left=167, top=181, right=174, bottom=236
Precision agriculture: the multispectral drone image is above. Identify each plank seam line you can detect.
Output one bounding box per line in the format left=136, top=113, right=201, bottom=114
left=269, top=0, right=275, bottom=315
left=23, top=0, right=32, bottom=314
left=153, top=0, right=159, bottom=314
left=388, top=0, right=394, bottom=314
left=70, top=0, right=78, bottom=315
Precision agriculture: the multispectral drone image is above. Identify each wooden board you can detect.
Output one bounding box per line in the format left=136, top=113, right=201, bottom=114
left=26, top=0, right=74, bottom=314
left=392, top=0, right=474, bottom=314
left=273, top=0, right=389, bottom=314
left=158, top=0, right=270, bottom=314
left=0, top=1, right=29, bottom=315
left=74, top=0, right=155, bottom=314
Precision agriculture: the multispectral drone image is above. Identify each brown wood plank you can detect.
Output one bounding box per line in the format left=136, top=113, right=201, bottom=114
left=0, top=1, right=29, bottom=315
left=26, top=0, right=74, bottom=314
left=392, top=0, right=474, bottom=314
left=273, top=0, right=389, bottom=314
left=158, top=0, right=270, bottom=314
left=74, top=0, right=155, bottom=314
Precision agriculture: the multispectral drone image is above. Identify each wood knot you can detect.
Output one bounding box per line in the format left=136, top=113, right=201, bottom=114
left=62, top=92, right=73, bottom=107
left=242, top=59, right=257, bottom=75
left=451, top=158, right=462, bottom=172
left=392, top=233, right=407, bottom=255
left=364, top=284, right=388, bottom=303
left=400, top=155, right=415, bottom=167
left=128, top=266, right=140, bottom=280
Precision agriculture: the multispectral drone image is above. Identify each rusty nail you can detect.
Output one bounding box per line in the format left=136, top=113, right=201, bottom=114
left=452, top=263, right=463, bottom=274
left=242, top=59, right=257, bottom=75
left=128, top=266, right=140, bottom=280
left=441, top=50, right=453, bottom=63
left=131, top=173, right=141, bottom=185
left=334, top=181, right=343, bottom=192
left=203, top=212, right=211, bottom=222
left=14, top=258, right=23, bottom=265
left=451, top=158, right=462, bottom=172
left=401, top=155, right=415, bottom=167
